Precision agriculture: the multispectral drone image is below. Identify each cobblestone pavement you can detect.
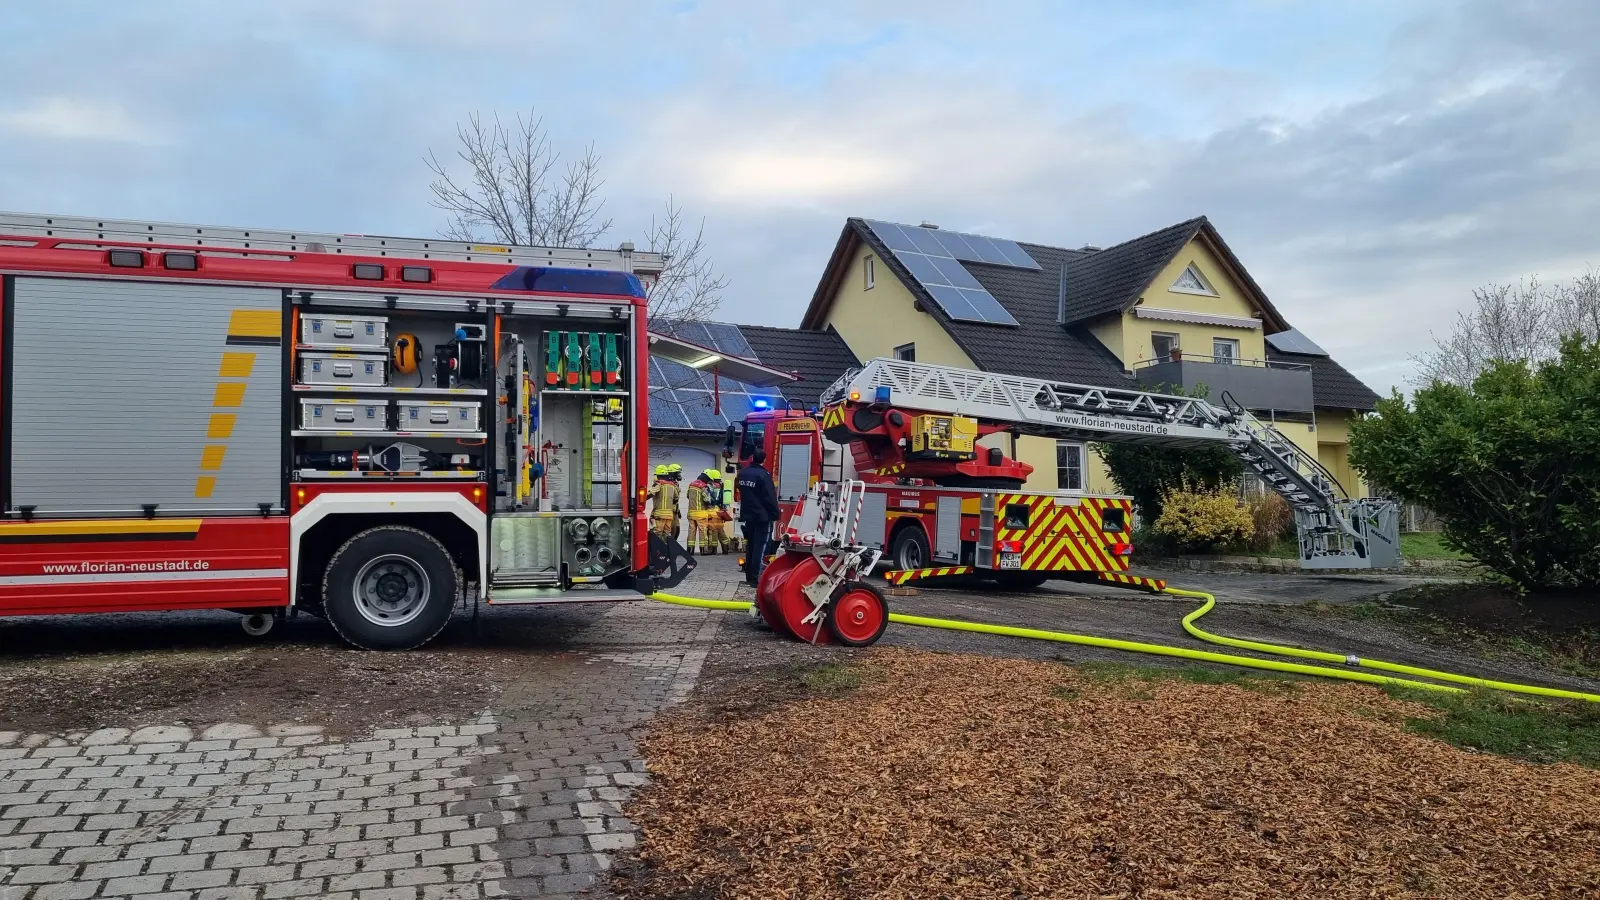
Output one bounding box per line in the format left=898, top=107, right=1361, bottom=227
left=0, top=599, right=727, bottom=900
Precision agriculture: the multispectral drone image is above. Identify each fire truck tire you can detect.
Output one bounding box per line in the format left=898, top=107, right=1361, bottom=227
left=826, top=582, right=888, bottom=647
left=322, top=526, right=457, bottom=651
left=889, top=525, right=931, bottom=572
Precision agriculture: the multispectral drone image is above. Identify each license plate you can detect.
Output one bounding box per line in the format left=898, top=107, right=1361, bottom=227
left=999, top=552, right=1022, bottom=570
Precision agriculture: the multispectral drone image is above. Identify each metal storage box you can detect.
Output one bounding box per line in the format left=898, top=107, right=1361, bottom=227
left=299, top=398, right=389, bottom=432
left=396, top=400, right=481, bottom=433
left=301, top=313, right=388, bottom=350
left=299, top=351, right=388, bottom=386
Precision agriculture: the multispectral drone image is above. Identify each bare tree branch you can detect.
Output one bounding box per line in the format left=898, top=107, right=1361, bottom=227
left=1408, top=275, right=1600, bottom=386
left=644, top=195, right=728, bottom=325
left=428, top=111, right=731, bottom=423
left=426, top=109, right=612, bottom=248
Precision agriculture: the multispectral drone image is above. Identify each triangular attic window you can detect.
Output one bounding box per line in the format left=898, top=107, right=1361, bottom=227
left=1170, top=264, right=1215, bottom=296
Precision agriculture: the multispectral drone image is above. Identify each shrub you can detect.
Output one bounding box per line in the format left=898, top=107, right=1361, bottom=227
left=1152, top=484, right=1253, bottom=553
left=1350, top=336, right=1600, bottom=592
left=1245, top=492, right=1295, bottom=552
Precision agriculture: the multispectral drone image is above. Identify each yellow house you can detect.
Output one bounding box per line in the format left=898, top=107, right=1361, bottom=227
left=799, top=216, right=1380, bottom=500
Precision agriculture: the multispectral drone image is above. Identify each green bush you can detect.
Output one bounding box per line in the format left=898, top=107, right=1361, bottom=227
left=1350, top=336, right=1600, bottom=591
left=1152, top=484, right=1253, bottom=553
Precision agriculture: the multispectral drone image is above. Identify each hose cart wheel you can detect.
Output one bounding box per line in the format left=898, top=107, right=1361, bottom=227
left=826, top=582, right=889, bottom=647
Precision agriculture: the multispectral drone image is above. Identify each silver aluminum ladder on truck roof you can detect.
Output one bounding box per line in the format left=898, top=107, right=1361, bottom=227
left=0, top=211, right=666, bottom=278
left=822, top=357, right=1400, bottom=570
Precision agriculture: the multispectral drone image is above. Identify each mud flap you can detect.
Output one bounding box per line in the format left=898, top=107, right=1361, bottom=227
left=648, top=532, right=697, bottom=590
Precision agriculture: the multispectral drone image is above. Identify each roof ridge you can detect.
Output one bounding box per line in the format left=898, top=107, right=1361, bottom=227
left=1085, top=215, right=1208, bottom=255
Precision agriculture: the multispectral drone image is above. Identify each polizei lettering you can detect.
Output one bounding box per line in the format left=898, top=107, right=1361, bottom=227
left=1048, top=412, right=1170, bottom=435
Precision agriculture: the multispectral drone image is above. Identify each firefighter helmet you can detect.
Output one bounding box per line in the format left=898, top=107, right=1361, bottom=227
left=654, top=464, right=668, bottom=477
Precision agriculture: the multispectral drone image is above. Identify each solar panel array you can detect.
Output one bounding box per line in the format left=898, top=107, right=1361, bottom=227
left=1265, top=328, right=1329, bottom=357
left=646, top=322, right=785, bottom=432
left=863, top=220, right=1039, bottom=327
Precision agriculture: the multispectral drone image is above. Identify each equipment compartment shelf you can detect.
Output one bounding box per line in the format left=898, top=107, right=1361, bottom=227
left=291, top=385, right=488, bottom=396
left=291, top=430, right=488, bottom=439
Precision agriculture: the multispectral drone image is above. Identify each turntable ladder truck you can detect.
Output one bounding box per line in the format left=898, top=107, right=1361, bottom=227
left=735, top=357, right=1399, bottom=590
left=0, top=211, right=705, bottom=650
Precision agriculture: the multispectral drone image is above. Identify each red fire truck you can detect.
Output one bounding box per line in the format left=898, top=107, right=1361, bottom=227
left=733, top=357, right=1400, bottom=597
left=0, top=212, right=699, bottom=650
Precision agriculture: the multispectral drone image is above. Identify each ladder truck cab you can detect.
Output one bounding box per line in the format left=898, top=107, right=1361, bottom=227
left=0, top=212, right=698, bottom=651
left=732, top=357, right=1401, bottom=591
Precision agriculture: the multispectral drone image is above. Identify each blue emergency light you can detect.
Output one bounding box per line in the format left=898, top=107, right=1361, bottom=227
left=874, top=386, right=892, bottom=404
left=752, top=398, right=770, bottom=410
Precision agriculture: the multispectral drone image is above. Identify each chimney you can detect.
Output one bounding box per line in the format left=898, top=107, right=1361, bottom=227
left=918, top=221, right=940, bottom=230
left=1079, top=244, right=1101, bottom=252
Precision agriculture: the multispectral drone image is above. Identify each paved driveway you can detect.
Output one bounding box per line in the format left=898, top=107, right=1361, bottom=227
left=0, top=601, right=719, bottom=900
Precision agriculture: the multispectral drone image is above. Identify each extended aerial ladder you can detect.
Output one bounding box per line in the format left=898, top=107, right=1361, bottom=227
left=820, top=358, right=1400, bottom=570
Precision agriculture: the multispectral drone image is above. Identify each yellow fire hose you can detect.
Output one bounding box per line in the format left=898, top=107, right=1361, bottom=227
left=652, top=587, right=1600, bottom=704
left=1169, top=587, right=1600, bottom=703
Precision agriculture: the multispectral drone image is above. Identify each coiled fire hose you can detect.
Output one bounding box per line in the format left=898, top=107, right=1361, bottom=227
left=651, top=587, right=1600, bottom=704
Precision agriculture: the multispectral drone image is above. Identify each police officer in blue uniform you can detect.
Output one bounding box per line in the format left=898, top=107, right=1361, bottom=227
left=736, top=449, right=781, bottom=586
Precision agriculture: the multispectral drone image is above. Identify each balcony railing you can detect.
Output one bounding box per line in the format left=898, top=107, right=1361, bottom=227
left=1133, top=353, right=1311, bottom=372
left=1133, top=354, right=1314, bottom=412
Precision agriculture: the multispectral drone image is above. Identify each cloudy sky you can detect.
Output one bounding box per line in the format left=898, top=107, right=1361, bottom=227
left=3, top=0, right=1596, bottom=392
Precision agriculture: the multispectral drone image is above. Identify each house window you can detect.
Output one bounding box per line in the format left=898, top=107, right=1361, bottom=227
left=864, top=255, right=876, bottom=290
left=1212, top=338, right=1239, bottom=364
left=1057, top=442, right=1085, bottom=492
left=894, top=343, right=916, bottom=362
left=1170, top=263, right=1217, bottom=296
left=1151, top=332, right=1180, bottom=362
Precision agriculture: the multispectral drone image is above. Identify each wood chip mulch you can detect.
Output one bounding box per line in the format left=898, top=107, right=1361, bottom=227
left=619, top=648, right=1600, bottom=899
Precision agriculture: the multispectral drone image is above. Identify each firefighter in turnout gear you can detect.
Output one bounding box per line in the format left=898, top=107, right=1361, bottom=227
left=686, top=471, right=713, bottom=555
left=704, top=468, right=734, bottom=553
left=648, top=464, right=680, bottom=539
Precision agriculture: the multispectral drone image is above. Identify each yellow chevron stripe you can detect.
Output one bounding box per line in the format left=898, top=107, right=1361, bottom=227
left=1035, top=534, right=1071, bottom=571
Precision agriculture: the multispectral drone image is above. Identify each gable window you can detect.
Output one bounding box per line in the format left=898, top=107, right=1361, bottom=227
left=864, top=255, right=876, bottom=290
left=1151, top=332, right=1180, bottom=362
left=893, top=343, right=916, bottom=362
left=1212, top=338, right=1239, bottom=365
left=1170, top=263, right=1217, bottom=296
left=1057, top=442, right=1085, bottom=492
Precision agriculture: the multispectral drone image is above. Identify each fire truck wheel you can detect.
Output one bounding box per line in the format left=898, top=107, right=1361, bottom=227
left=889, top=525, right=931, bottom=572
left=826, top=582, right=888, bottom=647
left=322, top=526, right=457, bottom=651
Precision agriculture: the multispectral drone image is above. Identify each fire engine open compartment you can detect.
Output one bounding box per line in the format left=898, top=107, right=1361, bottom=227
left=483, top=313, right=635, bottom=595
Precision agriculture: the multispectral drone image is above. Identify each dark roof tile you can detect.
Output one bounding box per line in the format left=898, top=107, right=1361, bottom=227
left=1062, top=217, right=1206, bottom=323
left=738, top=324, right=861, bottom=407
left=1267, top=347, right=1381, bottom=411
